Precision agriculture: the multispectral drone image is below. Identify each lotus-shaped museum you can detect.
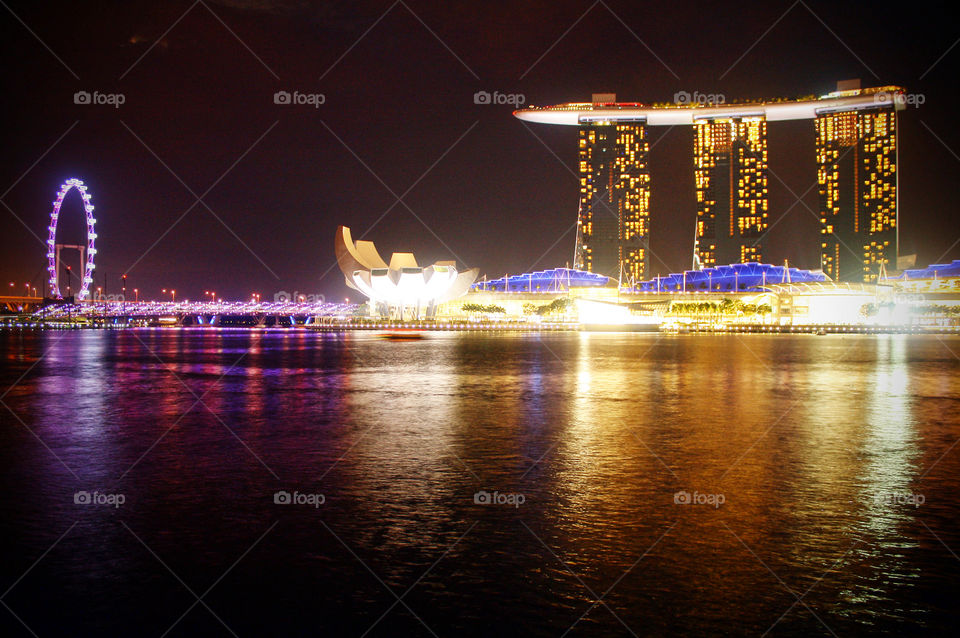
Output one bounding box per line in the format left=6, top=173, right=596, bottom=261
left=335, top=226, right=478, bottom=318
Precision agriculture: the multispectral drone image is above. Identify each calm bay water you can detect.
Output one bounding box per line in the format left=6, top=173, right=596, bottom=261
left=1, top=329, right=959, bottom=636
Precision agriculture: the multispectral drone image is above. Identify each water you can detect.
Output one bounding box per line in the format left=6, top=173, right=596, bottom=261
left=1, top=329, right=959, bottom=636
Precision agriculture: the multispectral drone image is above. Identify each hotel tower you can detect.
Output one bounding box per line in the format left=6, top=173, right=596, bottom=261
left=576, top=112, right=651, bottom=282
left=693, top=117, right=769, bottom=268
left=816, top=88, right=899, bottom=282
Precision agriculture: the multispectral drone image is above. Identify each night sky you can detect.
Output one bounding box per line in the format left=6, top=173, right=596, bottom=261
left=2, top=0, right=958, bottom=301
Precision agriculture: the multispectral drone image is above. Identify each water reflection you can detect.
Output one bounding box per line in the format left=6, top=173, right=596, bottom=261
left=862, top=336, right=919, bottom=530
left=0, top=330, right=958, bottom=635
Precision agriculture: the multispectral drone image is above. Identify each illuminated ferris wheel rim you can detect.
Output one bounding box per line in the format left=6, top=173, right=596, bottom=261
left=46, top=178, right=97, bottom=300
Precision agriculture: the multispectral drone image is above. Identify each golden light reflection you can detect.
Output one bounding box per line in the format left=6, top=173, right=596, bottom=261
left=860, top=335, right=919, bottom=538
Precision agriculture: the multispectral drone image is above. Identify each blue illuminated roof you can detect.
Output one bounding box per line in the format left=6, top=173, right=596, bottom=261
left=472, top=268, right=612, bottom=292
left=473, top=264, right=828, bottom=293
left=895, top=260, right=960, bottom=280
left=635, top=263, right=828, bottom=292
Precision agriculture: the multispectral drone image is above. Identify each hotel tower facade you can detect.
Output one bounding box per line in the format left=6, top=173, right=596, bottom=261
left=693, top=117, right=769, bottom=268
left=576, top=117, right=651, bottom=282
left=816, top=99, right=899, bottom=283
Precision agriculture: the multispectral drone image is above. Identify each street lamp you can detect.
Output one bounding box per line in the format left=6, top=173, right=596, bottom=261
left=134, top=288, right=139, bottom=302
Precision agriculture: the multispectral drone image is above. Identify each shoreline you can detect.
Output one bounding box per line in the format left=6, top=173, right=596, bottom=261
left=1, top=320, right=958, bottom=335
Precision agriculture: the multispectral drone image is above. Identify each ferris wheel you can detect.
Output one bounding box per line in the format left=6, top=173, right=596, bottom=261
left=46, top=178, right=97, bottom=300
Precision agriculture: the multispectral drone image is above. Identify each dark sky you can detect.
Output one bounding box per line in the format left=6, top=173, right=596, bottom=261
left=2, top=0, right=959, bottom=301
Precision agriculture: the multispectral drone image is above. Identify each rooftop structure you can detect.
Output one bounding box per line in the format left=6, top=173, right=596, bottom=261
left=472, top=268, right=612, bottom=293
left=634, top=263, right=828, bottom=292
left=894, top=259, right=960, bottom=280
left=512, top=86, right=908, bottom=126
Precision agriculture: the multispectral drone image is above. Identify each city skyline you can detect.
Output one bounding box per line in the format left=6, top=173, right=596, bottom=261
left=1, top=1, right=958, bottom=301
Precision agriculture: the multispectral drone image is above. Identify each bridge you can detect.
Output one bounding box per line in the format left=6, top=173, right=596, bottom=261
left=0, top=296, right=44, bottom=313
left=15, top=300, right=359, bottom=328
